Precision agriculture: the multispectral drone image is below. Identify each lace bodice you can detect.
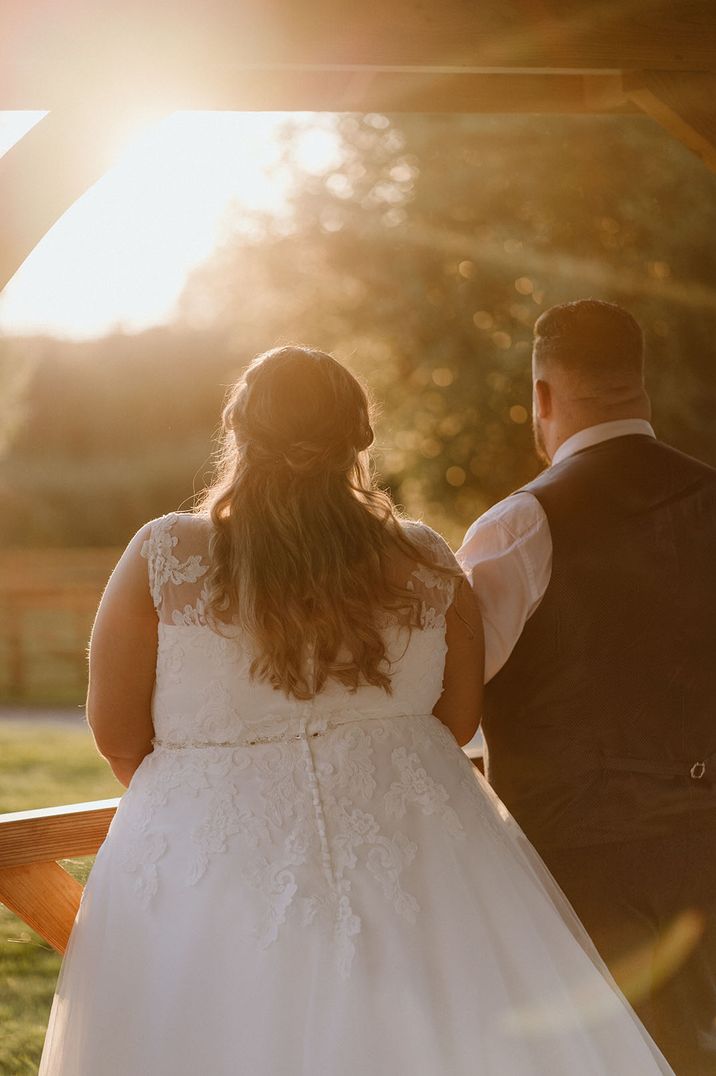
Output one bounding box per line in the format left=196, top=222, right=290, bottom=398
left=139, top=511, right=458, bottom=746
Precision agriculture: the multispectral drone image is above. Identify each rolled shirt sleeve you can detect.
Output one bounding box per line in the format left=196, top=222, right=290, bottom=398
left=457, top=492, right=552, bottom=683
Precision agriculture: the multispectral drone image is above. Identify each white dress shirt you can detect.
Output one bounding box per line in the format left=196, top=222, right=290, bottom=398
left=457, top=419, right=657, bottom=683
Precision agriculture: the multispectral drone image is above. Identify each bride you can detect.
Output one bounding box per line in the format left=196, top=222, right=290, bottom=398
left=40, top=346, right=672, bottom=1074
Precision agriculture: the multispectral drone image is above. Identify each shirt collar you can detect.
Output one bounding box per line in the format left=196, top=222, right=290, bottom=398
left=552, top=419, right=656, bottom=467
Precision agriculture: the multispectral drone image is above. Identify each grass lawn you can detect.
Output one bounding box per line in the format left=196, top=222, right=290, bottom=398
left=0, top=720, right=124, bottom=1074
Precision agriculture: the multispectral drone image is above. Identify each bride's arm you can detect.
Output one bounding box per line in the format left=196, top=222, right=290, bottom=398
left=432, top=575, right=484, bottom=746
left=86, top=524, right=157, bottom=787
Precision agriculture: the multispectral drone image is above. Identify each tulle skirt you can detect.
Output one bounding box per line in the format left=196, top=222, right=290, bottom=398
left=39, top=715, right=673, bottom=1074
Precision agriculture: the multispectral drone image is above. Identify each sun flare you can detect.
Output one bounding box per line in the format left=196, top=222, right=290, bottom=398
left=0, top=111, right=342, bottom=340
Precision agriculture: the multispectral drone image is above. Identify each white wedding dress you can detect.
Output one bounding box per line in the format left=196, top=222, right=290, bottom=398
left=40, top=512, right=672, bottom=1075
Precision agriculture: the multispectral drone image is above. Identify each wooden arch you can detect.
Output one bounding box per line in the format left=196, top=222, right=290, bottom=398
left=1, top=0, right=715, bottom=292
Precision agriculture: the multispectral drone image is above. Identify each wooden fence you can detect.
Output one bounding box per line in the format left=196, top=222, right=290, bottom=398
left=0, top=548, right=120, bottom=703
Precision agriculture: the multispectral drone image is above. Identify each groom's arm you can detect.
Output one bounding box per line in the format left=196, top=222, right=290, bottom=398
left=457, top=493, right=552, bottom=683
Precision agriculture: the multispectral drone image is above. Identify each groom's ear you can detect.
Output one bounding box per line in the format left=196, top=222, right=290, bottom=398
left=534, top=378, right=552, bottom=419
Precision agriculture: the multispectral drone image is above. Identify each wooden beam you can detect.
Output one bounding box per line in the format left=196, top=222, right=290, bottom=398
left=0, top=2, right=713, bottom=290
left=626, top=71, right=716, bottom=174
left=1, top=0, right=715, bottom=113
left=0, top=798, right=119, bottom=868
left=0, top=70, right=642, bottom=116
left=164, top=70, right=640, bottom=114
left=0, top=861, right=83, bottom=953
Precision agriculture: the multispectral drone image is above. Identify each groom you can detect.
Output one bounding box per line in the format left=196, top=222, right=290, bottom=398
left=459, top=299, right=716, bottom=1074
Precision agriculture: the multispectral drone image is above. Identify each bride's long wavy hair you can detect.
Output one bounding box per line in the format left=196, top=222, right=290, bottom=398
left=198, top=346, right=451, bottom=699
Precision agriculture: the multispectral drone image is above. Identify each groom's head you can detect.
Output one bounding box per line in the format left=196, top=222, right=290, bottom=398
left=531, top=299, right=650, bottom=464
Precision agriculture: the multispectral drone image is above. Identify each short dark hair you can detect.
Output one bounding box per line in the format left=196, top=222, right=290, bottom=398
left=533, top=299, right=644, bottom=380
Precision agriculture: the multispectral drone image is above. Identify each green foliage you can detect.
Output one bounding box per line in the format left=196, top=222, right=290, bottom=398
left=185, top=114, right=716, bottom=541
left=0, top=329, right=237, bottom=546
left=2, top=114, right=716, bottom=548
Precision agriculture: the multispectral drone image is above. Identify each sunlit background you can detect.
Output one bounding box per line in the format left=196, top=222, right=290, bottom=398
left=2, top=99, right=716, bottom=1072
left=2, top=104, right=716, bottom=564
left=2, top=98, right=716, bottom=709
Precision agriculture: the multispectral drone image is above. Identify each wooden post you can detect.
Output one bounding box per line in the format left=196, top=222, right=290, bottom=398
left=0, top=861, right=83, bottom=953
left=626, top=71, right=716, bottom=174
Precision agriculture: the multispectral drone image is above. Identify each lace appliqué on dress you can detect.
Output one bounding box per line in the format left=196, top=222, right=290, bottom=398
left=140, top=514, right=208, bottom=610
left=119, top=717, right=468, bottom=979
left=117, top=820, right=168, bottom=908
left=171, top=579, right=212, bottom=627
left=403, top=522, right=458, bottom=631
left=385, top=746, right=465, bottom=840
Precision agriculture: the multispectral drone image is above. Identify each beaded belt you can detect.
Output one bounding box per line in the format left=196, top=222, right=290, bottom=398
left=153, top=729, right=326, bottom=750
left=152, top=711, right=429, bottom=751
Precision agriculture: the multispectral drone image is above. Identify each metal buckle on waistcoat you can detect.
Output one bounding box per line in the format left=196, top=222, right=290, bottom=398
left=690, top=761, right=706, bottom=780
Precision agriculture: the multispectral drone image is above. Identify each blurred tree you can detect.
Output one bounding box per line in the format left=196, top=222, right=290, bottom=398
left=2, top=113, right=715, bottom=547
left=182, top=113, right=716, bottom=542
left=0, top=328, right=243, bottom=545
